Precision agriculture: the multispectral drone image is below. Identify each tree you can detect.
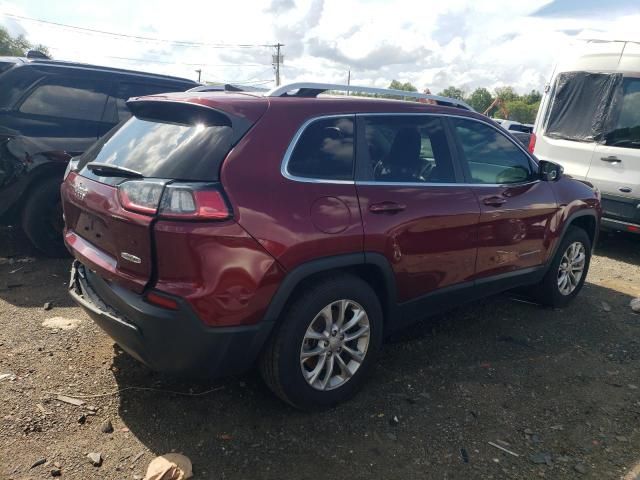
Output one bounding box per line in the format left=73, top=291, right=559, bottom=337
left=0, top=26, right=50, bottom=57
left=438, top=86, right=465, bottom=100
left=494, top=86, right=518, bottom=102
left=503, top=100, right=538, bottom=123
left=467, top=87, right=493, bottom=113
left=523, top=89, right=542, bottom=105
left=388, top=80, right=417, bottom=92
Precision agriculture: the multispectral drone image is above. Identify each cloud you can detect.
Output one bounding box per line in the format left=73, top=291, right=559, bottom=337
left=3, top=0, right=640, bottom=95
left=307, top=38, right=433, bottom=70
left=265, top=0, right=296, bottom=13
left=532, top=0, right=638, bottom=17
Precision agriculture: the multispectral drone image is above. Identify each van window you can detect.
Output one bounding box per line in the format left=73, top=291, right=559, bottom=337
left=20, top=78, right=108, bottom=121
left=544, top=72, right=622, bottom=142
left=104, top=82, right=180, bottom=123
left=287, top=116, right=355, bottom=181
left=604, top=78, right=640, bottom=149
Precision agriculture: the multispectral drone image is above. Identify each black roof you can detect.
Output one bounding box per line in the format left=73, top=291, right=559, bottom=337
left=0, top=56, right=199, bottom=85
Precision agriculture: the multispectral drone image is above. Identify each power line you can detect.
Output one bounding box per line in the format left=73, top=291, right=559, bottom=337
left=2, top=12, right=278, bottom=49
left=46, top=47, right=269, bottom=68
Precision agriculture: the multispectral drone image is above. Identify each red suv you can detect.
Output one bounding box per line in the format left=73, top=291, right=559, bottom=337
left=61, top=83, right=601, bottom=409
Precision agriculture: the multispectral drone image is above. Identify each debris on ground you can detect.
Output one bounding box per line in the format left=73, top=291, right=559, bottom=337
left=101, top=419, right=114, bottom=434
left=488, top=441, right=519, bottom=457
left=30, top=458, right=46, bottom=469
left=460, top=448, right=469, bottom=463
left=0, top=373, right=16, bottom=382
left=529, top=452, right=553, bottom=465
left=87, top=452, right=103, bottom=467
left=574, top=463, right=588, bottom=474
left=631, top=298, right=640, bottom=313
left=42, top=317, right=82, bottom=330
left=143, top=453, right=193, bottom=480
left=43, top=302, right=53, bottom=311
left=56, top=394, right=85, bottom=407
left=601, top=301, right=612, bottom=312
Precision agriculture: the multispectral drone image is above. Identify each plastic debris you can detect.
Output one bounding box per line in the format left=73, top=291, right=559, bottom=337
left=144, top=453, right=193, bottom=480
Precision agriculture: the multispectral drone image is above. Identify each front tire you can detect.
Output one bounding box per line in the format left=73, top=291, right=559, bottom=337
left=533, top=226, right=592, bottom=308
left=259, top=274, right=383, bottom=410
left=21, top=177, right=68, bottom=258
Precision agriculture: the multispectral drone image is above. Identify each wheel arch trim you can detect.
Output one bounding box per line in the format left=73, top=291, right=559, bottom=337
left=262, top=252, right=397, bottom=325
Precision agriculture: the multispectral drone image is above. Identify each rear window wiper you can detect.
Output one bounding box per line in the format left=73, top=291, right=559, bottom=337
left=86, top=162, right=143, bottom=178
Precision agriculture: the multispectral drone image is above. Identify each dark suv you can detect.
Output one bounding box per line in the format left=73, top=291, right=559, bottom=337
left=0, top=57, right=198, bottom=256
left=61, top=83, right=601, bottom=409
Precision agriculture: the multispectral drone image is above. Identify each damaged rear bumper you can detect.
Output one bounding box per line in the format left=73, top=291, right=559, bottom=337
left=68, top=261, right=273, bottom=377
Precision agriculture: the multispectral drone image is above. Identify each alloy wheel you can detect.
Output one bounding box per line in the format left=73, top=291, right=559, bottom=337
left=300, top=299, right=370, bottom=391
left=557, top=241, right=586, bottom=296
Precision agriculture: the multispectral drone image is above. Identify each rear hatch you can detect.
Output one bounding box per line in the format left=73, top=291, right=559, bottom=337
left=62, top=94, right=267, bottom=293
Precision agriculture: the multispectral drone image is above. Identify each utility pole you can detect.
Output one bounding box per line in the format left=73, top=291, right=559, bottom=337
left=195, top=69, right=202, bottom=83
left=273, top=43, right=284, bottom=86
left=347, top=69, right=351, bottom=96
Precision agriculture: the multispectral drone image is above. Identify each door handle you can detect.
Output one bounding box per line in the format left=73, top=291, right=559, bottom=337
left=369, top=202, right=406, bottom=214
left=601, top=156, right=622, bottom=164
left=483, top=196, right=507, bottom=207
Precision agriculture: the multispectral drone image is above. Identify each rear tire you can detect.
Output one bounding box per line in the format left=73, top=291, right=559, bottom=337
left=532, top=226, right=591, bottom=308
left=259, top=274, right=383, bottom=410
left=21, top=177, right=68, bottom=258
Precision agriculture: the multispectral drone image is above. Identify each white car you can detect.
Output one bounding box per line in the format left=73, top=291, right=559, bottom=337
left=532, top=39, right=640, bottom=235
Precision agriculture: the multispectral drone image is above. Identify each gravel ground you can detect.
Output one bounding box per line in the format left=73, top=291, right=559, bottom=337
left=1, top=225, right=640, bottom=480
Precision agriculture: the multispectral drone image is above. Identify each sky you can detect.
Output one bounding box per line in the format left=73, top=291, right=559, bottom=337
left=1, top=0, right=639, bottom=94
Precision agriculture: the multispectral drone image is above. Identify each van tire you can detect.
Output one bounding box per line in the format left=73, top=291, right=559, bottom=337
left=22, top=177, right=68, bottom=258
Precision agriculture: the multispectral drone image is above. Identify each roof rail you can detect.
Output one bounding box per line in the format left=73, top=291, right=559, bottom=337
left=265, top=82, right=473, bottom=110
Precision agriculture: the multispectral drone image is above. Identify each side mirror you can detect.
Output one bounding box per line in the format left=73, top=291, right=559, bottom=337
left=539, top=160, right=563, bottom=182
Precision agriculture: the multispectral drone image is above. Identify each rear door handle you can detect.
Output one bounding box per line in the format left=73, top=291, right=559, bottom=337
left=601, top=156, right=622, bottom=164
left=369, top=202, right=406, bottom=214
left=483, top=196, right=507, bottom=207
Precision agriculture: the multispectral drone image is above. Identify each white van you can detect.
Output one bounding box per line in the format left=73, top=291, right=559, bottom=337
left=532, top=40, right=640, bottom=234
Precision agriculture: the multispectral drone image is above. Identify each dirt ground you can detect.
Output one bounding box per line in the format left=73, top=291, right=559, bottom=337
left=1, top=225, right=640, bottom=480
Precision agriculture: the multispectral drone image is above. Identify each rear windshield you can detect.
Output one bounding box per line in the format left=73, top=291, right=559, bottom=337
left=78, top=105, right=234, bottom=183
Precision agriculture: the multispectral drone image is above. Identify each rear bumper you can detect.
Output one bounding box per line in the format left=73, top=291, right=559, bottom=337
left=68, top=261, right=274, bottom=376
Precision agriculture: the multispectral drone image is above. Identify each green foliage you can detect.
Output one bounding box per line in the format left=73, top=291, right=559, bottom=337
left=467, top=88, right=493, bottom=113
left=0, top=26, right=50, bottom=57
left=523, top=89, right=542, bottom=105
left=438, top=86, right=466, bottom=100
left=494, top=86, right=518, bottom=102
left=502, top=100, right=539, bottom=123
left=388, top=80, right=417, bottom=92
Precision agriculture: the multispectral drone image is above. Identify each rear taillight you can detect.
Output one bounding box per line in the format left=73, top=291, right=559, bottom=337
left=159, top=183, right=230, bottom=220
left=117, top=180, right=230, bottom=220
left=528, top=132, right=536, bottom=154
left=117, top=180, right=166, bottom=215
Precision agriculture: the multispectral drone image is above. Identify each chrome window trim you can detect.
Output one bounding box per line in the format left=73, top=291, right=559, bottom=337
left=280, top=112, right=539, bottom=187
left=356, top=180, right=541, bottom=188
left=281, top=114, right=356, bottom=185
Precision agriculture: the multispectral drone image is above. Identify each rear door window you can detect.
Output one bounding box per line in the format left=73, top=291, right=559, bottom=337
left=358, top=115, right=457, bottom=183
left=604, top=78, right=640, bottom=149
left=452, top=118, right=535, bottom=184
left=286, top=116, right=355, bottom=181
left=19, top=77, right=108, bottom=121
